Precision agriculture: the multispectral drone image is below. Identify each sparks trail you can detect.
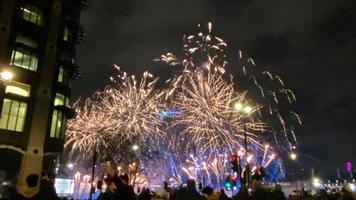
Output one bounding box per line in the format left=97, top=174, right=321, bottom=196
left=158, top=22, right=301, bottom=154
left=236, top=50, right=301, bottom=149
left=66, top=23, right=300, bottom=185
left=65, top=65, right=166, bottom=157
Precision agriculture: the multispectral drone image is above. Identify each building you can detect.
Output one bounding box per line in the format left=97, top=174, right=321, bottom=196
left=0, top=0, right=87, bottom=193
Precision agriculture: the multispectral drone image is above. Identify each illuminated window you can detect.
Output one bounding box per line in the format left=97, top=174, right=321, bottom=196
left=54, top=93, right=65, bottom=106
left=58, top=67, right=64, bottom=82
left=16, top=35, right=38, bottom=48
left=54, top=93, right=69, bottom=107
left=63, top=27, right=70, bottom=41
left=5, top=81, right=31, bottom=97
left=57, top=66, right=69, bottom=84
left=50, top=109, right=66, bottom=139
left=11, top=48, right=38, bottom=71
left=20, top=4, right=43, bottom=26
left=0, top=99, right=27, bottom=132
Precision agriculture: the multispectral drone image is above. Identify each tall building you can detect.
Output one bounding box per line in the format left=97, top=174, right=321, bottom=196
left=0, top=0, right=87, bottom=192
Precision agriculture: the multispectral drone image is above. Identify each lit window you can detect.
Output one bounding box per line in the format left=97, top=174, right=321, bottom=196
left=11, top=48, right=38, bottom=71
left=0, top=99, right=27, bottom=132
left=57, top=66, right=69, bottom=84
left=50, top=109, right=66, bottom=139
left=5, top=81, right=31, bottom=97
left=63, top=27, right=70, bottom=41
left=58, top=67, right=64, bottom=82
left=20, top=5, right=43, bottom=26
left=54, top=93, right=65, bottom=106
left=16, top=35, right=38, bottom=48
left=65, top=97, right=69, bottom=107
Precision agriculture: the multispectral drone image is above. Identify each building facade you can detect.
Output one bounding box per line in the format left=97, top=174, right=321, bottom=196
left=0, top=0, right=87, bottom=192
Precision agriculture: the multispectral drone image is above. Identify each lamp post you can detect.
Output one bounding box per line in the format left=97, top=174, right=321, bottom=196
left=231, top=101, right=253, bottom=188
left=290, top=148, right=299, bottom=193
left=89, top=146, right=97, bottom=200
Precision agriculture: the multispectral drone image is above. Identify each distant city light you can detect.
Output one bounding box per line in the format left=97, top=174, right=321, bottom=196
left=346, top=161, right=352, bottom=172
left=67, top=163, right=74, bottom=169
left=312, top=177, right=321, bottom=187
left=349, top=183, right=356, bottom=191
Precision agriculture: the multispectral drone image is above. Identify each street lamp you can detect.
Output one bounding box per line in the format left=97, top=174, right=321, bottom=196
left=290, top=152, right=297, bottom=160
left=312, top=177, right=321, bottom=187
left=0, top=71, right=13, bottom=83
left=289, top=149, right=300, bottom=193
left=231, top=101, right=253, bottom=188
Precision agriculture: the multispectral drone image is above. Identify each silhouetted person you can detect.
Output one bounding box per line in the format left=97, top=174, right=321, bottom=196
left=233, top=186, right=250, bottom=200
left=315, top=189, right=331, bottom=200
left=18, top=174, right=41, bottom=200
left=97, top=177, right=115, bottom=200
left=219, top=189, right=231, bottom=200
left=250, top=181, right=268, bottom=200
left=202, top=186, right=219, bottom=200
left=39, top=171, right=59, bottom=200
left=102, top=161, right=137, bottom=200
left=174, top=179, right=204, bottom=200
left=139, top=187, right=152, bottom=200
left=152, top=188, right=169, bottom=200
left=270, top=184, right=286, bottom=200
left=172, top=187, right=186, bottom=200
left=340, top=188, right=354, bottom=200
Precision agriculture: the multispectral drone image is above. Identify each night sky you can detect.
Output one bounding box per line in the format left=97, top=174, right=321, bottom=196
left=73, top=0, right=356, bottom=178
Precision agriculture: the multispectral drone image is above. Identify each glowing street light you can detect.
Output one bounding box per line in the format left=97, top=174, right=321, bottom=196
left=0, top=71, right=13, bottom=83
left=67, top=163, right=74, bottom=169
left=312, top=177, right=321, bottom=187
left=230, top=100, right=254, bottom=188
left=290, top=152, right=297, bottom=160
left=132, top=144, right=139, bottom=151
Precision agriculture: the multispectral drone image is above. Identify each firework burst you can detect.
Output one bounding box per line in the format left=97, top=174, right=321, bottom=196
left=65, top=98, right=112, bottom=154
left=66, top=23, right=300, bottom=185
left=65, top=66, right=165, bottom=155
left=98, top=65, right=165, bottom=144
left=159, top=22, right=300, bottom=154
left=164, top=69, right=263, bottom=154
left=235, top=50, right=301, bottom=149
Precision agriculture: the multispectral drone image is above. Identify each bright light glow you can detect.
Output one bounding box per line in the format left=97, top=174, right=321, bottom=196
left=67, top=163, right=74, bottom=169
left=0, top=71, right=13, bottom=82
left=243, top=105, right=252, bottom=114
left=312, top=177, right=321, bottom=187
left=233, top=102, right=243, bottom=111
left=5, top=81, right=31, bottom=97
left=132, top=144, right=139, bottom=151
left=247, top=154, right=253, bottom=163
left=65, top=23, right=299, bottom=185
left=290, top=152, right=297, bottom=160
left=349, top=183, right=355, bottom=191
